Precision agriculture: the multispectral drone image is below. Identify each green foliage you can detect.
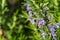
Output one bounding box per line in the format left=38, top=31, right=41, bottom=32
left=0, top=0, right=60, bottom=40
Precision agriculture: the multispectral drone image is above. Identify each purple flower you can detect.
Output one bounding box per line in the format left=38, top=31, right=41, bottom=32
left=48, top=24, right=57, bottom=40
left=53, top=36, right=57, bottom=40
left=49, top=24, right=55, bottom=35
left=37, top=18, right=45, bottom=27
left=24, top=3, right=30, bottom=12
left=24, top=3, right=33, bottom=17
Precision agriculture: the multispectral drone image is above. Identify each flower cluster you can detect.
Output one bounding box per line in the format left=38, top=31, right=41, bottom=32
left=24, top=1, right=59, bottom=40
left=24, top=3, right=36, bottom=24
